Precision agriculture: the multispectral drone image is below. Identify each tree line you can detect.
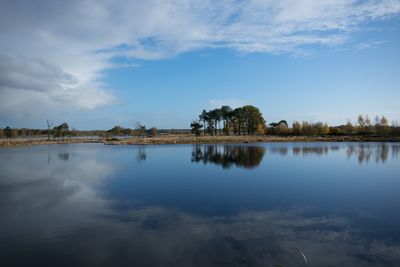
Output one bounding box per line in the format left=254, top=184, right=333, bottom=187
left=286, top=115, right=399, bottom=137
left=0, top=122, right=158, bottom=140
left=191, top=107, right=400, bottom=137
left=1, top=113, right=399, bottom=139
left=1, top=122, right=73, bottom=140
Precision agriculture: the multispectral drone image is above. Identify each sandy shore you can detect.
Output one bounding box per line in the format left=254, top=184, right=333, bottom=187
left=1, top=134, right=400, bottom=148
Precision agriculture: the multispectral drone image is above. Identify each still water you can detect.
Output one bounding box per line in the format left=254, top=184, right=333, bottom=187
left=0, top=142, right=399, bottom=266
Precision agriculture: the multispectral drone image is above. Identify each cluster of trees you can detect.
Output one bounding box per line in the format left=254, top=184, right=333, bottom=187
left=0, top=123, right=71, bottom=140
left=107, top=125, right=158, bottom=138
left=190, top=110, right=400, bottom=137
left=350, top=115, right=395, bottom=136
left=193, top=105, right=266, bottom=136
left=266, top=115, right=400, bottom=137
left=0, top=122, right=162, bottom=140
left=269, top=121, right=330, bottom=136
left=267, top=115, right=400, bottom=136
left=0, top=127, right=46, bottom=139
left=107, top=126, right=134, bottom=136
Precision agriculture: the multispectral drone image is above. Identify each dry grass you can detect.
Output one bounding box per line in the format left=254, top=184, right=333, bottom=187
left=0, top=138, right=102, bottom=148
left=103, top=134, right=332, bottom=145
left=1, top=134, right=399, bottom=148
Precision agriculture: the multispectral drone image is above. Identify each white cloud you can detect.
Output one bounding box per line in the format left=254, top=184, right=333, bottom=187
left=0, top=0, right=399, bottom=120
left=356, top=40, right=386, bottom=51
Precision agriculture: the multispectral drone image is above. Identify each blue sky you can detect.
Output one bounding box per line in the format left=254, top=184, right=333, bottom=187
left=0, top=0, right=399, bottom=129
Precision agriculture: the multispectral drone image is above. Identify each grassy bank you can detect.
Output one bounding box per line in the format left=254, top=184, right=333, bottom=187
left=1, top=134, right=400, bottom=148
left=0, top=138, right=102, bottom=148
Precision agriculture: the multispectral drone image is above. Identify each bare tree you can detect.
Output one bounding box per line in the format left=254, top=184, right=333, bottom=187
left=357, top=115, right=365, bottom=127
left=46, top=120, right=53, bottom=141
left=150, top=127, right=157, bottom=137
left=380, top=116, right=388, bottom=126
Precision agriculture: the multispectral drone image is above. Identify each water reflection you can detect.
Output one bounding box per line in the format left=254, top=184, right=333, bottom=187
left=58, top=152, right=70, bottom=161
left=266, top=143, right=400, bottom=164
left=0, top=143, right=399, bottom=266
left=136, top=145, right=147, bottom=163
left=192, top=144, right=400, bottom=169
left=191, top=145, right=265, bottom=169
left=291, top=146, right=330, bottom=156
left=346, top=143, right=400, bottom=164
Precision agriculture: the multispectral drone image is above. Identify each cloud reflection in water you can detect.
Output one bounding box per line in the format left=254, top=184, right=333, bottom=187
left=0, top=143, right=399, bottom=266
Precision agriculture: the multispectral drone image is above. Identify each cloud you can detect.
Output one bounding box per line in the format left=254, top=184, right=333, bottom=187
left=0, top=55, right=116, bottom=115
left=356, top=40, right=386, bottom=51
left=1, top=144, right=400, bottom=265
left=0, top=0, right=399, bottom=120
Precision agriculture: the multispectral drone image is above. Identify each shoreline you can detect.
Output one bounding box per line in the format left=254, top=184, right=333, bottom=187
left=1, top=135, right=400, bottom=148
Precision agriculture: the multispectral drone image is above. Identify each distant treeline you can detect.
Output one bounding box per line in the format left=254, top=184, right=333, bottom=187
left=1, top=112, right=399, bottom=139
left=281, top=115, right=400, bottom=137
left=191, top=106, right=400, bottom=137
left=0, top=123, right=96, bottom=140
left=0, top=123, right=189, bottom=139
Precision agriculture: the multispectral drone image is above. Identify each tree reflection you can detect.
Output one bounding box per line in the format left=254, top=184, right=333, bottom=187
left=136, top=146, right=147, bottom=163
left=291, top=146, right=330, bottom=156
left=270, top=147, right=289, bottom=155
left=346, top=144, right=399, bottom=164
left=191, top=145, right=265, bottom=169
left=58, top=153, right=70, bottom=161
left=266, top=144, right=399, bottom=164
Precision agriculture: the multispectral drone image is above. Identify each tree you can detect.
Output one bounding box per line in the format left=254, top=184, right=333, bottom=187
left=315, top=122, right=329, bottom=135
left=278, top=120, right=288, bottom=127
left=269, top=122, right=278, bottom=128
left=344, top=121, right=354, bottom=135
left=269, top=120, right=288, bottom=135
left=377, top=116, right=390, bottom=136
left=301, top=121, right=311, bottom=135
left=277, top=123, right=289, bottom=135
left=380, top=116, right=388, bottom=126
left=209, top=108, right=222, bottom=135
left=190, top=121, right=203, bottom=138
left=357, top=115, right=365, bottom=127
left=220, top=105, right=233, bottom=135
left=136, top=125, right=146, bottom=138
left=108, top=126, right=124, bottom=136
left=199, top=110, right=209, bottom=135
left=241, top=105, right=265, bottom=135
left=231, top=107, right=244, bottom=135
left=46, top=120, right=53, bottom=141
left=292, top=121, right=301, bottom=135
left=4, top=126, right=12, bottom=139
left=150, top=127, right=157, bottom=137
left=256, top=123, right=266, bottom=135
left=365, top=115, right=371, bottom=127
left=53, top=123, right=69, bottom=140
left=363, top=115, right=373, bottom=135
left=374, top=115, right=380, bottom=126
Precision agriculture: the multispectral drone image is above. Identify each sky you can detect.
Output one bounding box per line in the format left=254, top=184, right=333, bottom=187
left=0, top=0, right=399, bottom=130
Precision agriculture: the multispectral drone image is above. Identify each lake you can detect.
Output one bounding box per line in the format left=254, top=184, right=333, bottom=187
left=0, top=142, right=399, bottom=266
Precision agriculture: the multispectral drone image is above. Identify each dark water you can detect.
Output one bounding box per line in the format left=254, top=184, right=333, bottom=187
left=0, top=143, right=399, bottom=267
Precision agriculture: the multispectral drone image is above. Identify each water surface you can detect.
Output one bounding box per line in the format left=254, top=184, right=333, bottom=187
left=0, top=142, right=399, bottom=266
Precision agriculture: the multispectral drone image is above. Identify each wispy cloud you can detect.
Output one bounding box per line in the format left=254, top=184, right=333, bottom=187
left=356, top=40, right=386, bottom=51
left=0, top=0, right=399, bottom=119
